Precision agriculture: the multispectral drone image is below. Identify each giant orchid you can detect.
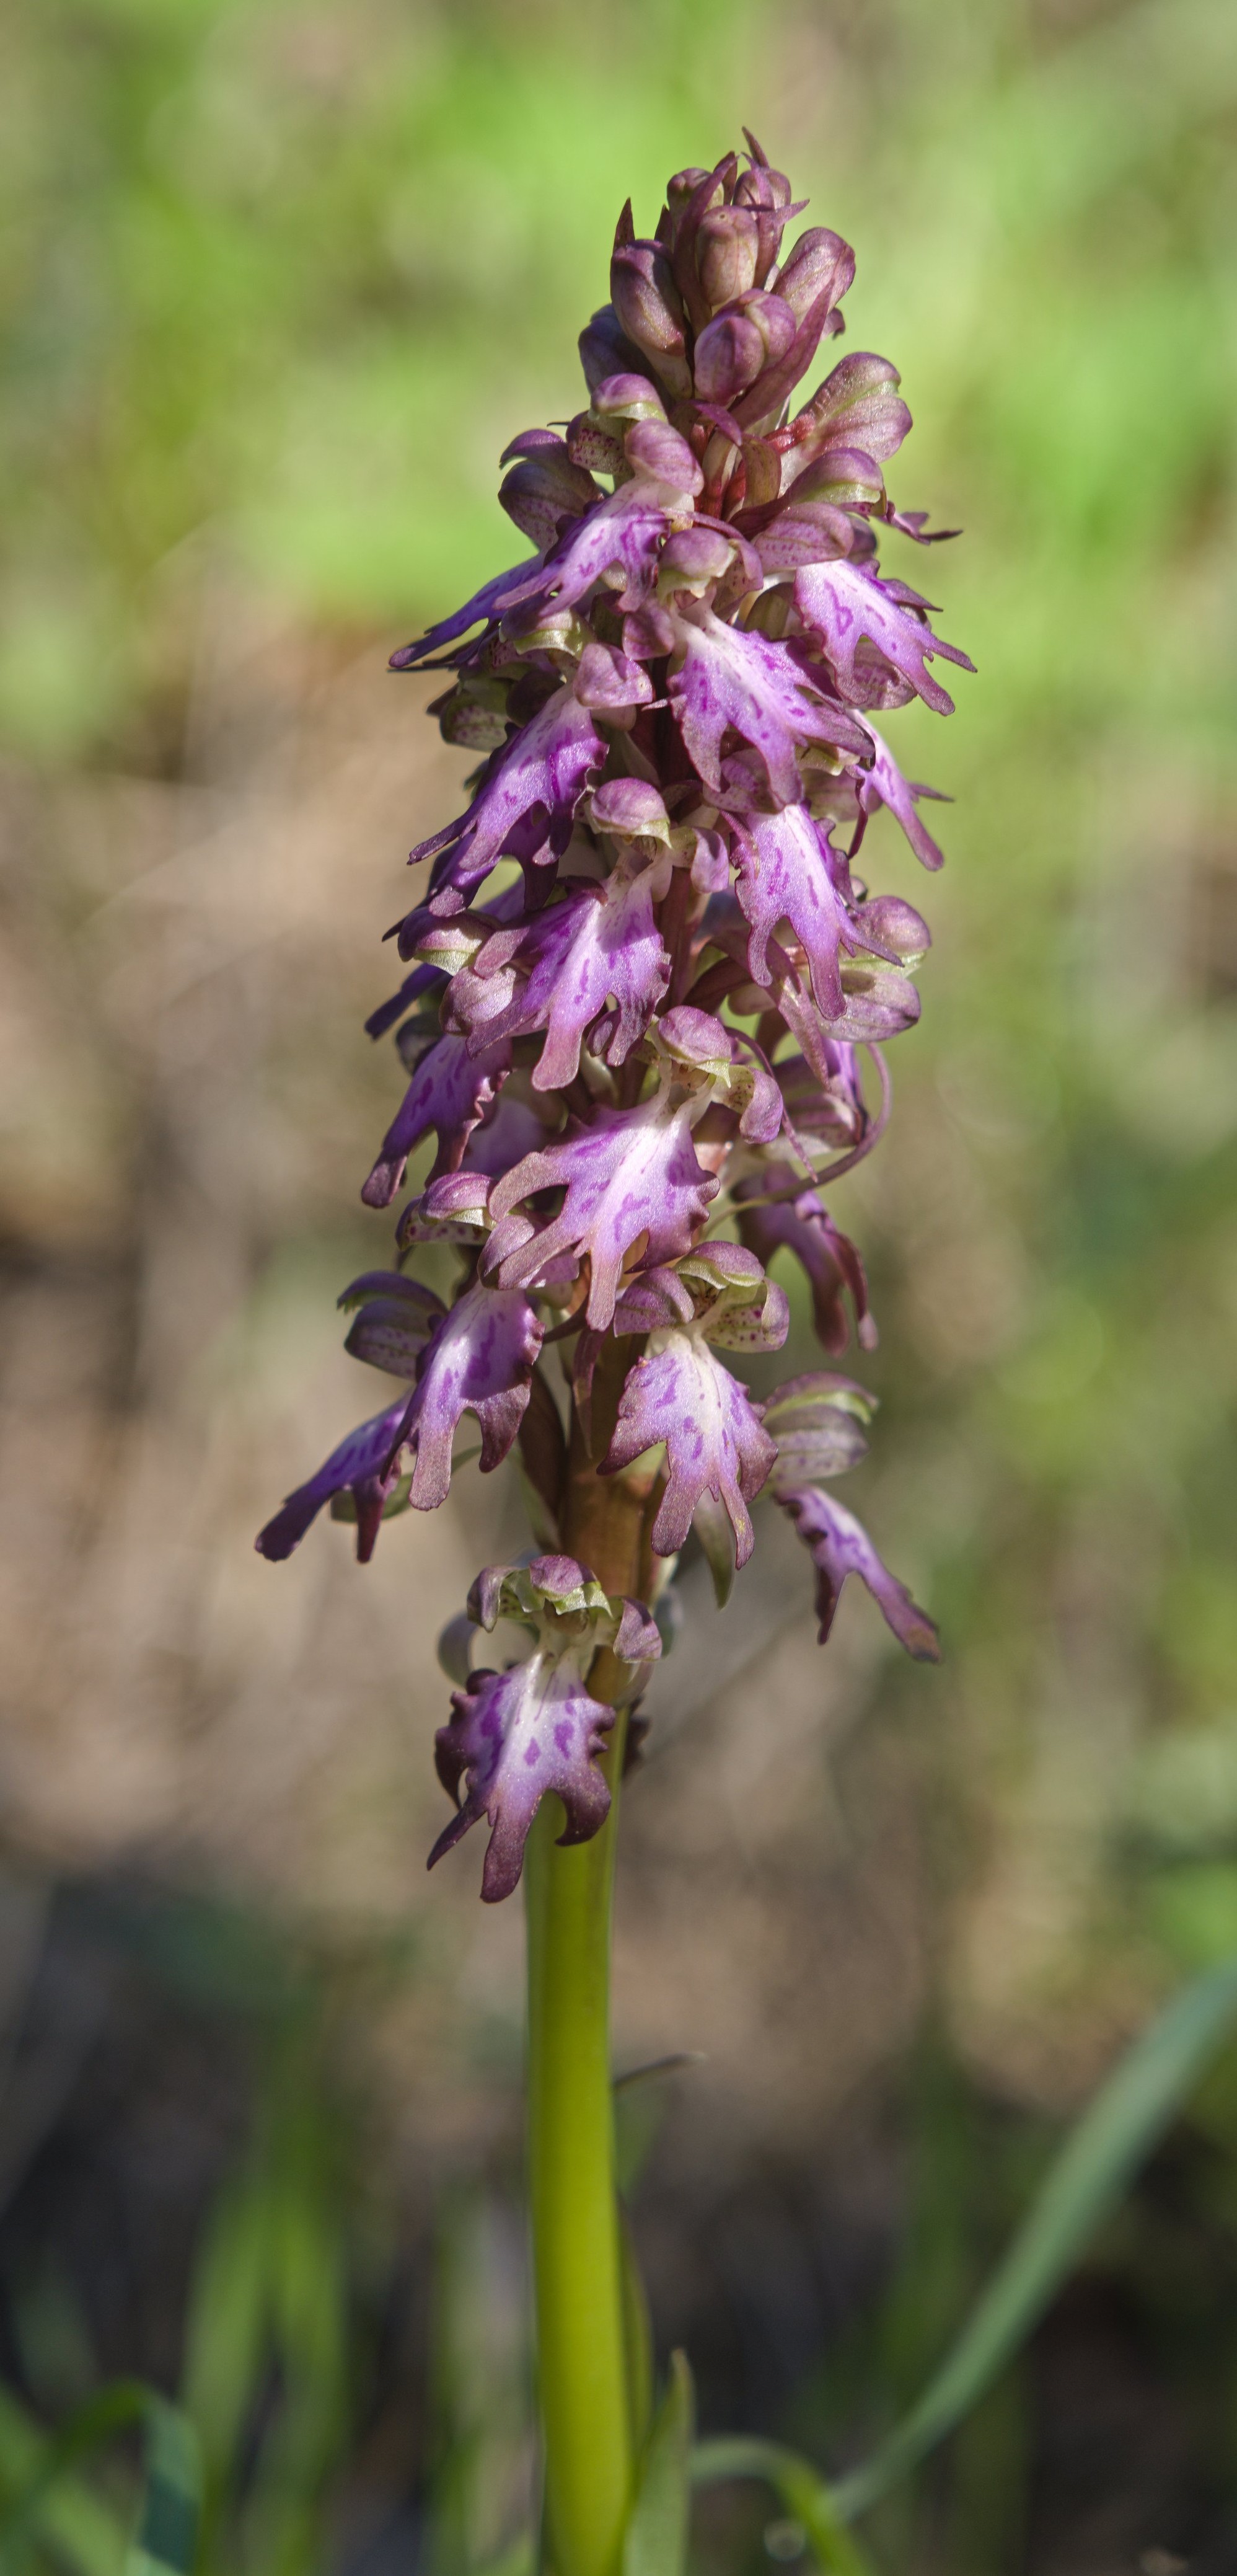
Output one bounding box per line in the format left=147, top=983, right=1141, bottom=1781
left=257, top=134, right=967, bottom=2576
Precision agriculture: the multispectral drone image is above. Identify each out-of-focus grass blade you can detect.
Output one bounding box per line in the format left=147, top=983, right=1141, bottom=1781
left=696, top=1957, right=1237, bottom=2541
left=123, top=2402, right=200, bottom=2576
left=690, top=2440, right=871, bottom=2576
left=832, top=1952, right=1237, bottom=2520
left=0, top=2385, right=199, bottom=2576
left=623, top=2351, right=693, bottom=2576
left=618, top=2207, right=653, bottom=2456
left=0, top=2386, right=124, bottom=2576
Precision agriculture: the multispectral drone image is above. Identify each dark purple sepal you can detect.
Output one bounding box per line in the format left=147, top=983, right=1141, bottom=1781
left=255, top=1398, right=413, bottom=1565
left=389, top=557, right=541, bottom=669
left=461, top=1089, right=552, bottom=1180
left=361, top=1033, right=511, bottom=1209
left=737, top=1184, right=876, bottom=1355
left=364, top=962, right=442, bottom=1042
left=772, top=1482, right=940, bottom=1660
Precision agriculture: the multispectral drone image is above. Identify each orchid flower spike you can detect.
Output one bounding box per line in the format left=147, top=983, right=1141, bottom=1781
left=258, top=134, right=966, bottom=1899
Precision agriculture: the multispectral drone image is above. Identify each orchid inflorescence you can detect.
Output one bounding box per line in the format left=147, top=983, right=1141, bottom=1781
left=258, top=134, right=968, bottom=1905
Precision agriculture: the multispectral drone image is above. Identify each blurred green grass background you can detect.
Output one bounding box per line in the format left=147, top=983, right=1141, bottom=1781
left=1, top=0, right=1236, bottom=2568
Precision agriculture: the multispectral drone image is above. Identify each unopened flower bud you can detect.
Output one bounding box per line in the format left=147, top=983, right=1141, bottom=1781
left=774, top=226, right=855, bottom=325
left=589, top=779, right=671, bottom=842
left=665, top=166, right=716, bottom=236
left=734, top=160, right=793, bottom=213
left=694, top=290, right=796, bottom=405
left=695, top=206, right=760, bottom=310
left=659, top=526, right=733, bottom=595
left=499, top=453, right=601, bottom=550
left=610, top=240, right=691, bottom=396
left=573, top=642, right=654, bottom=719
left=578, top=303, right=641, bottom=396
left=855, top=895, right=931, bottom=965
left=733, top=290, right=798, bottom=368
left=592, top=373, right=667, bottom=425
left=693, top=311, right=767, bottom=405
left=623, top=417, right=703, bottom=494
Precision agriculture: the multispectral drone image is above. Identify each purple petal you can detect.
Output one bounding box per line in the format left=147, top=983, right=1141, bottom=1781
left=795, top=562, right=974, bottom=717
left=414, top=687, right=604, bottom=911
left=361, top=1033, right=511, bottom=1209
left=429, top=1656, right=615, bottom=1900
left=255, top=1399, right=412, bottom=1564
left=737, top=1185, right=876, bottom=1355
left=731, top=804, right=858, bottom=1020
left=364, top=961, right=442, bottom=1042
left=460, top=1090, right=551, bottom=1179
left=398, top=1281, right=544, bottom=1510
left=858, top=722, right=950, bottom=871
left=773, top=1482, right=940, bottom=1659
left=389, top=557, right=542, bottom=669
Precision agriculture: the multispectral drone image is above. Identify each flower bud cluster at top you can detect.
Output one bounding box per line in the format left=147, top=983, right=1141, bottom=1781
left=258, top=135, right=967, bottom=1903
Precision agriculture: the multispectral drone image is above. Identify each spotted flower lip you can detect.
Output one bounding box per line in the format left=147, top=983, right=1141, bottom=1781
left=387, top=1280, right=545, bottom=1510
left=449, top=862, right=672, bottom=1088
left=729, top=802, right=860, bottom=1020
left=261, top=133, right=962, bottom=1896
left=428, top=1557, right=661, bottom=1900
left=486, top=1092, right=721, bottom=1329
left=602, top=1246, right=789, bottom=1601
left=604, top=1328, right=778, bottom=1603
left=669, top=606, right=869, bottom=805
left=795, top=560, right=975, bottom=717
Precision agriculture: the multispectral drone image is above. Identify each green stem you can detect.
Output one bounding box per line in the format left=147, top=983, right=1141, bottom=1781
left=525, top=1728, right=632, bottom=2576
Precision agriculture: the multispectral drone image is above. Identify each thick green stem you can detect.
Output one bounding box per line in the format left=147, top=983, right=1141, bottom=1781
left=524, top=1344, right=653, bottom=2576
left=526, top=1738, right=631, bottom=2576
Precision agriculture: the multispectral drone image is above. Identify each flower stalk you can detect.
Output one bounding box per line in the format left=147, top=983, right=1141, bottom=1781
left=525, top=1750, right=630, bottom=2576
left=257, top=129, right=966, bottom=2575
